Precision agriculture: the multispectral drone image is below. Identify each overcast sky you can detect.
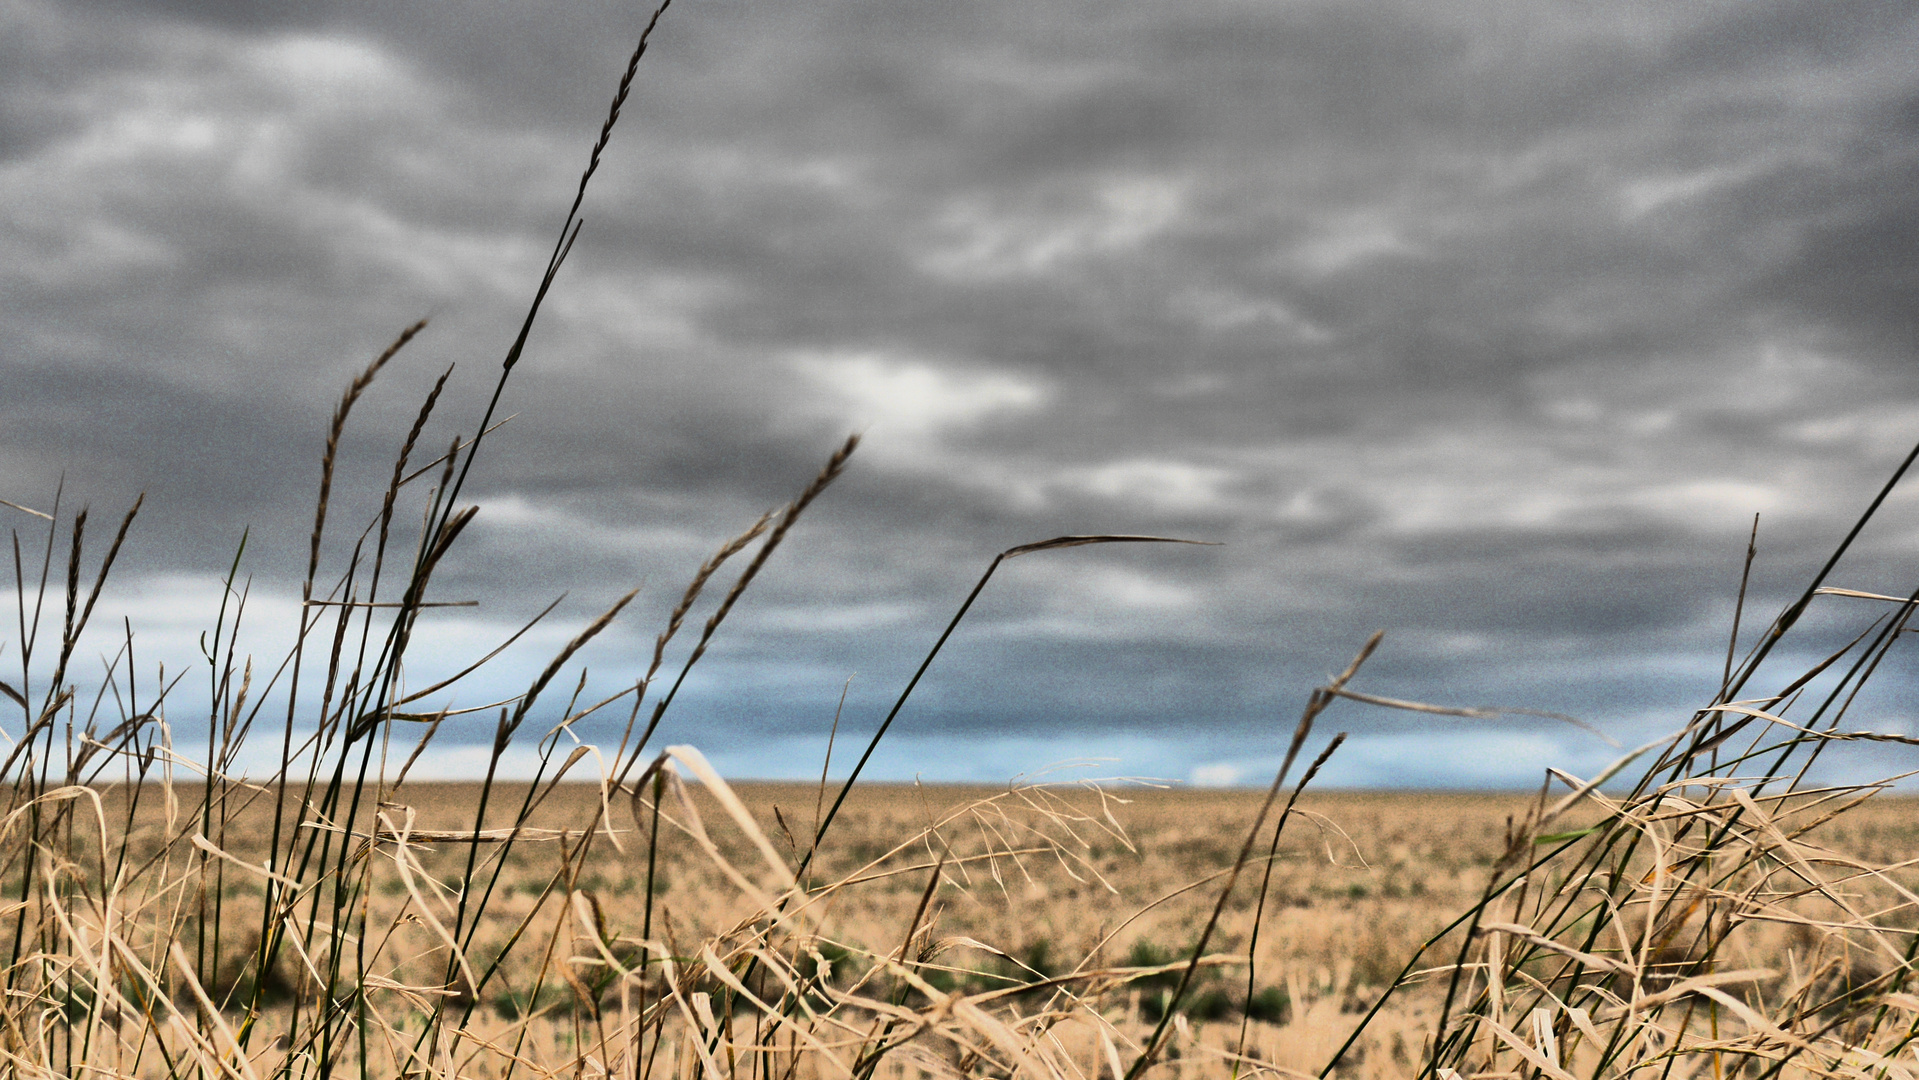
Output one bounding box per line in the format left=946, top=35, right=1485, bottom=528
left=6, top=0, right=1919, bottom=787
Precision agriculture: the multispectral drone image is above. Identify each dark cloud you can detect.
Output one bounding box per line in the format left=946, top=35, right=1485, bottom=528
left=6, top=0, right=1919, bottom=786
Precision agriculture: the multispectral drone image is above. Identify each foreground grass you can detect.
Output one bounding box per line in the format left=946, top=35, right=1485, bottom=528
left=8, top=771, right=1919, bottom=1078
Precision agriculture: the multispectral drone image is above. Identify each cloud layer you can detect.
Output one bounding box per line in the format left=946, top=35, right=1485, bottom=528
left=6, top=0, right=1919, bottom=786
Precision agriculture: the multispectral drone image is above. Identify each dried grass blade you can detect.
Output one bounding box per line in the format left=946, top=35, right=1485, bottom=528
left=1814, top=586, right=1919, bottom=604
left=190, top=833, right=304, bottom=890
left=666, top=745, right=798, bottom=893
left=660, top=766, right=784, bottom=918
left=168, top=942, right=264, bottom=1080
left=700, top=943, right=855, bottom=1077
left=1476, top=922, right=1636, bottom=978
left=1479, top=1014, right=1579, bottom=1080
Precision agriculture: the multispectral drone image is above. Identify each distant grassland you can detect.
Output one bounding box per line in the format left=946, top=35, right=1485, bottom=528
left=133, top=783, right=1568, bottom=977
left=147, top=781, right=1919, bottom=973
left=83, top=779, right=1919, bottom=1078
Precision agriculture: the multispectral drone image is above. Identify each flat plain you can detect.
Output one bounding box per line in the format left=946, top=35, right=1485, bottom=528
left=115, top=776, right=1919, bottom=1078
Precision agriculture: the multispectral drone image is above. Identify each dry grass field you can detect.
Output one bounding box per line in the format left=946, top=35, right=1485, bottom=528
left=11, top=7, right=1919, bottom=1076
left=145, top=780, right=1558, bottom=1015
left=44, top=771, right=1919, bottom=1079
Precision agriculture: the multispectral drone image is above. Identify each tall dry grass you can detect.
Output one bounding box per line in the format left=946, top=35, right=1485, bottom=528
left=6, top=3, right=1919, bottom=1077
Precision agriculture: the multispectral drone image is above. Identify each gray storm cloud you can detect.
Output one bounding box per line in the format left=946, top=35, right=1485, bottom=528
left=5, top=0, right=1919, bottom=785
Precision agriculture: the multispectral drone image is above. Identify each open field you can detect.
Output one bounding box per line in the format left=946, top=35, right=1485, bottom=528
left=124, top=781, right=1568, bottom=1001
left=53, top=775, right=1919, bottom=1078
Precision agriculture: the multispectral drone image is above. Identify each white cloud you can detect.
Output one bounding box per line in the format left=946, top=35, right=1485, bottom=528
left=1621, top=479, right=1784, bottom=521
left=1172, top=287, right=1331, bottom=342
left=916, top=176, right=1187, bottom=280
left=92, top=572, right=303, bottom=654
left=1055, top=457, right=1236, bottom=514
left=1189, top=762, right=1243, bottom=787
left=549, top=270, right=733, bottom=356
left=1289, top=209, right=1422, bottom=275
left=791, top=352, right=1049, bottom=440
left=748, top=601, right=920, bottom=632
left=1072, top=565, right=1198, bottom=612
left=245, top=36, right=395, bottom=94
left=1618, top=165, right=1748, bottom=219
left=1786, top=403, right=1919, bottom=457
